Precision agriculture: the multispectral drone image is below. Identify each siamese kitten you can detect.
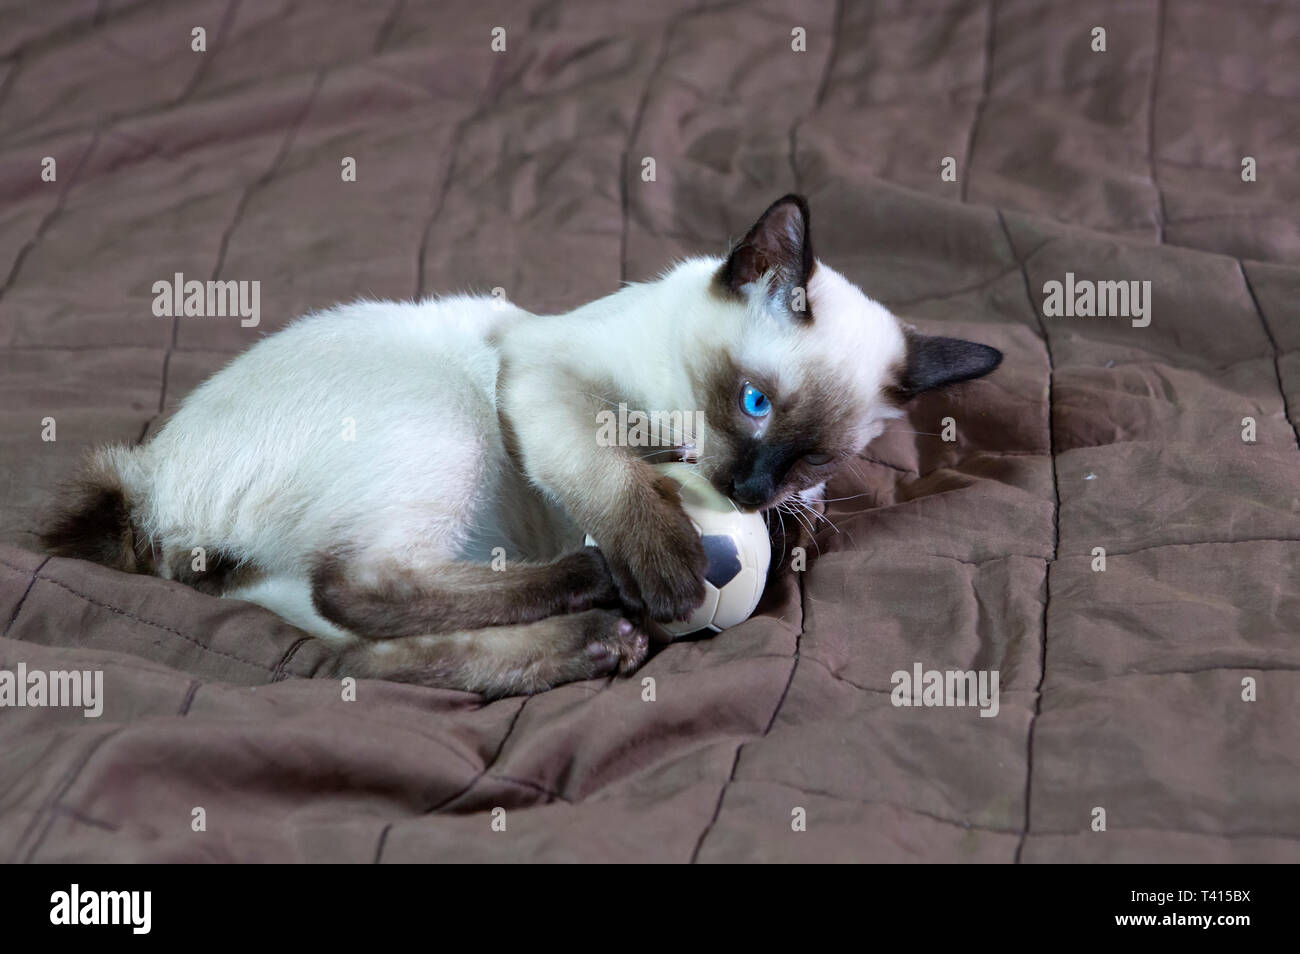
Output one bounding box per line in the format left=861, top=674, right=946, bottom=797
left=43, top=195, right=1001, bottom=697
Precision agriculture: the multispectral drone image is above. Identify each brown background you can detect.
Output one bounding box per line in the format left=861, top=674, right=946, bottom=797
left=1, top=0, right=1297, bottom=861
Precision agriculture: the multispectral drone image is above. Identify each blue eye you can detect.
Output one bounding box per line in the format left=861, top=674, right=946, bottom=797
left=740, top=383, right=771, bottom=418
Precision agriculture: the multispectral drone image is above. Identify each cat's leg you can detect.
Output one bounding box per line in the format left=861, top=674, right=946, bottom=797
left=324, top=608, right=649, bottom=697
left=310, top=546, right=619, bottom=638
left=496, top=371, right=708, bottom=624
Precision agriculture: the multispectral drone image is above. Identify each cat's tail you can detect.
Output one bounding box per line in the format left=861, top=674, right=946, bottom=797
left=39, top=445, right=155, bottom=574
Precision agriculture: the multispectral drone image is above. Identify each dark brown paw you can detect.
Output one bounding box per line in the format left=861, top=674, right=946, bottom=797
left=607, top=551, right=706, bottom=624
left=560, top=546, right=620, bottom=612
left=602, top=475, right=708, bottom=623
left=570, top=611, right=650, bottom=680
left=578, top=467, right=711, bottom=624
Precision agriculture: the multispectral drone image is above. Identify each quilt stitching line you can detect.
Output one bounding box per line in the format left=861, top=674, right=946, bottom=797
left=798, top=653, right=894, bottom=696
left=834, top=478, right=1051, bottom=525
left=617, top=3, right=685, bottom=285
left=7, top=343, right=245, bottom=355
left=882, top=231, right=1059, bottom=306
left=799, top=651, right=1044, bottom=698
left=31, top=574, right=277, bottom=674
left=433, top=697, right=529, bottom=810
left=0, top=0, right=433, bottom=154
left=375, top=698, right=529, bottom=861
left=857, top=452, right=914, bottom=475
left=0, top=0, right=239, bottom=308
left=959, top=0, right=996, bottom=204
left=1164, top=208, right=1300, bottom=227
left=42, top=795, right=1298, bottom=851
left=178, top=678, right=201, bottom=715
left=272, top=637, right=313, bottom=681
left=412, top=40, right=520, bottom=301
left=0, top=0, right=235, bottom=355
left=1146, top=0, right=1168, bottom=243
left=0, top=0, right=233, bottom=152
left=0, top=124, right=102, bottom=326
left=143, top=0, right=245, bottom=437
left=0, top=628, right=242, bottom=686
left=1238, top=259, right=1300, bottom=451
left=20, top=696, right=491, bottom=861
left=1158, top=153, right=1300, bottom=176
left=788, top=781, right=1022, bottom=837
left=787, top=0, right=845, bottom=201
left=1025, top=824, right=1300, bottom=844
left=412, top=653, right=689, bottom=820
left=811, top=0, right=845, bottom=110
left=1098, top=537, right=1300, bottom=560
left=397, top=656, right=669, bottom=821
left=151, top=64, right=326, bottom=428
left=885, top=264, right=1021, bottom=311
left=1159, top=69, right=1300, bottom=106
left=372, top=0, right=405, bottom=55
left=15, top=727, right=121, bottom=863
left=769, top=67, right=1265, bottom=124
left=2, top=556, right=49, bottom=637
left=0, top=0, right=148, bottom=115
left=689, top=556, right=807, bottom=862
left=0, top=49, right=22, bottom=118
left=808, top=548, right=1047, bottom=570
left=173, top=0, right=241, bottom=106
left=979, top=206, right=1293, bottom=264
left=851, top=446, right=1050, bottom=481
left=487, top=772, right=572, bottom=803
left=0, top=0, right=150, bottom=64
left=371, top=823, right=392, bottom=863
left=998, top=209, right=1060, bottom=864
left=1048, top=663, right=1300, bottom=687
left=53, top=802, right=117, bottom=832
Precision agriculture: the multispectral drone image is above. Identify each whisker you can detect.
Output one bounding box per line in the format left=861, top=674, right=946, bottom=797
left=765, top=508, right=787, bottom=569
left=639, top=446, right=691, bottom=459
left=795, top=498, right=834, bottom=535
left=577, top=389, right=622, bottom=410
left=806, top=501, right=842, bottom=536
left=819, top=490, right=876, bottom=504
left=785, top=503, right=818, bottom=548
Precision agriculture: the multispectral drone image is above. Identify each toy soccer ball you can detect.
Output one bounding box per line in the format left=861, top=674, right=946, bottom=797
left=587, top=462, right=771, bottom=637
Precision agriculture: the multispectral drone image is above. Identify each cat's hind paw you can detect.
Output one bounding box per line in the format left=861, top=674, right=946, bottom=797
left=524, top=610, right=651, bottom=691
left=584, top=617, right=650, bottom=677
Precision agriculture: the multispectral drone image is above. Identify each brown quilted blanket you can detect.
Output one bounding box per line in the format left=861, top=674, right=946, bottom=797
left=1, top=0, right=1297, bottom=862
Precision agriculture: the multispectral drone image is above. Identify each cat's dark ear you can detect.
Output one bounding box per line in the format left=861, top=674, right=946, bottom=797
left=716, top=194, right=815, bottom=319
left=890, top=330, right=1003, bottom=401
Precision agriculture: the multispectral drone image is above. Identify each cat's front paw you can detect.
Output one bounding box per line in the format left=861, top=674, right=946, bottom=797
left=602, top=492, right=708, bottom=623
left=558, top=546, right=620, bottom=612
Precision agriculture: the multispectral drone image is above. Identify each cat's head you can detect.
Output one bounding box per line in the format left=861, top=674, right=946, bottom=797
left=689, top=194, right=1002, bottom=512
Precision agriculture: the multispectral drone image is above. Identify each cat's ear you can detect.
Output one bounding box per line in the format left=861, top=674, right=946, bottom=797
left=891, top=330, right=1003, bottom=400
left=717, top=194, right=815, bottom=320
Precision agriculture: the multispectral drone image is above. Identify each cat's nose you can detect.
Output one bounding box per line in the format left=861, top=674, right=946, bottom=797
left=729, top=475, right=772, bottom=512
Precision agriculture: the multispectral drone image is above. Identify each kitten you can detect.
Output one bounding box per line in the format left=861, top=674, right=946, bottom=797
left=42, top=195, right=1001, bottom=697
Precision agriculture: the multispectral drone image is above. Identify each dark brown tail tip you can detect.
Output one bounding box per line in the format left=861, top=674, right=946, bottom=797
left=40, top=478, right=146, bottom=573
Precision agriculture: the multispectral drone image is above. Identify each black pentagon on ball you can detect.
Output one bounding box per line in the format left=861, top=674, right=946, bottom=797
left=701, top=534, right=742, bottom=587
